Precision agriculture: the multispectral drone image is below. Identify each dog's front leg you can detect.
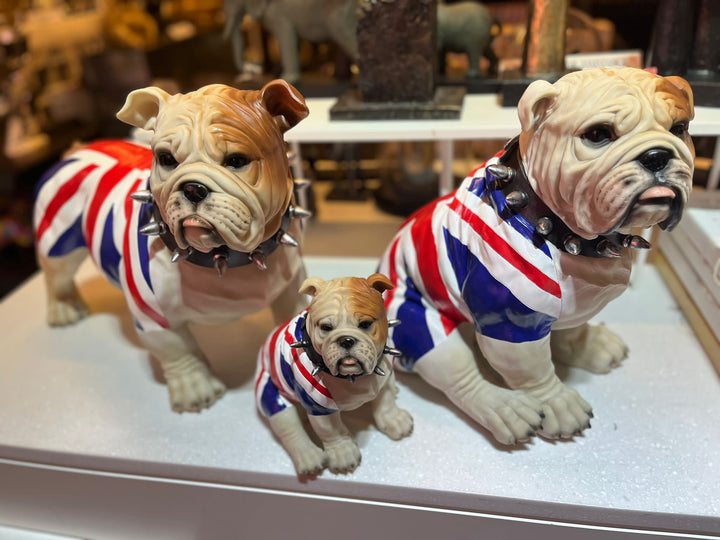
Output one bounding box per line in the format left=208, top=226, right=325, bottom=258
left=478, top=333, right=593, bottom=439
left=268, top=407, right=328, bottom=475
left=414, top=330, right=544, bottom=445
left=371, top=371, right=414, bottom=440
left=307, top=412, right=361, bottom=474
left=551, top=323, right=629, bottom=374
left=137, top=324, right=226, bottom=412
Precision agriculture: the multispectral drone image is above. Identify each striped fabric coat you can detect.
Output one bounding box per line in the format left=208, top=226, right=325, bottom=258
left=378, top=146, right=610, bottom=370
left=33, top=140, right=168, bottom=332
left=255, top=310, right=339, bottom=418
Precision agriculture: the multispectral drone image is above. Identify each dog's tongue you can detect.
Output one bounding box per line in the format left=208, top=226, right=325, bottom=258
left=639, top=186, right=675, bottom=201
left=182, top=216, right=213, bottom=229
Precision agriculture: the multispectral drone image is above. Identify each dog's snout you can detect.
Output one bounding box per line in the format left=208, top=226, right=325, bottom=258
left=182, top=182, right=210, bottom=203
left=339, top=336, right=356, bottom=350
left=638, top=148, right=672, bottom=173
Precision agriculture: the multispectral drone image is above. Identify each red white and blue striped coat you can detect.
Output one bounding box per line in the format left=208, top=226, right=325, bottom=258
left=378, top=148, right=566, bottom=370
left=33, top=140, right=169, bottom=332
left=255, top=310, right=339, bottom=417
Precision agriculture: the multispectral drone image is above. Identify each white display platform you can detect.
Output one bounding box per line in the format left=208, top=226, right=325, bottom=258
left=1, top=256, right=719, bottom=539
left=284, top=94, right=720, bottom=194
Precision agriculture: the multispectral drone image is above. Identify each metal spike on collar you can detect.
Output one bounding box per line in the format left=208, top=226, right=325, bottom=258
left=251, top=251, right=267, bottom=270
left=486, top=164, right=514, bottom=183
left=130, top=190, right=154, bottom=204
left=293, top=178, right=311, bottom=191
left=563, top=235, right=582, bottom=256
left=214, top=252, right=228, bottom=277
left=290, top=340, right=310, bottom=349
left=278, top=232, right=299, bottom=247
left=383, top=346, right=402, bottom=357
left=171, top=247, right=191, bottom=263
left=536, top=217, right=553, bottom=236
left=388, top=319, right=401, bottom=328
left=289, top=205, right=312, bottom=219
left=505, top=190, right=529, bottom=209
left=596, top=239, right=623, bottom=258
left=374, top=365, right=386, bottom=376
left=286, top=149, right=297, bottom=166
left=625, top=235, right=651, bottom=250
left=139, top=221, right=166, bottom=236
left=311, top=365, right=322, bottom=377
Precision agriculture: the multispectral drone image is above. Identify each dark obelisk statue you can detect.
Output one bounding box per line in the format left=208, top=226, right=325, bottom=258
left=357, top=0, right=436, bottom=103
left=647, top=0, right=720, bottom=106
left=331, top=0, right=464, bottom=120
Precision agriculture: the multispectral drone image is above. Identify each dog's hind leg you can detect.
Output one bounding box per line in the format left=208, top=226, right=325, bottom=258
left=269, top=406, right=328, bottom=475
left=551, top=323, right=629, bottom=374
left=38, top=248, right=90, bottom=326
left=372, top=370, right=414, bottom=440
left=413, top=330, right=544, bottom=445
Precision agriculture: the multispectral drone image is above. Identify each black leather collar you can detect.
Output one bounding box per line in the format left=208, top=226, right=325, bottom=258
left=485, top=137, right=643, bottom=258
left=150, top=202, right=291, bottom=269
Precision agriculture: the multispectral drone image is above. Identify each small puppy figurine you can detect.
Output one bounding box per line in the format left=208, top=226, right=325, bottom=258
left=34, top=80, right=309, bottom=412
left=255, top=273, right=413, bottom=475
left=379, top=67, right=695, bottom=444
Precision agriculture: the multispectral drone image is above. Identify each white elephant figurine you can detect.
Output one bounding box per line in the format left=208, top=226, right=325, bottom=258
left=223, top=0, right=359, bottom=85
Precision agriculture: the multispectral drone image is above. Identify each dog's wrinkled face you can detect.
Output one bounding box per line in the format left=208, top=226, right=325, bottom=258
left=300, top=274, right=393, bottom=378
left=518, top=67, right=695, bottom=239
left=117, top=81, right=308, bottom=253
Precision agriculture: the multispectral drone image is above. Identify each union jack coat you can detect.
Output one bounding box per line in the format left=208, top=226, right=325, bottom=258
left=33, top=140, right=168, bottom=332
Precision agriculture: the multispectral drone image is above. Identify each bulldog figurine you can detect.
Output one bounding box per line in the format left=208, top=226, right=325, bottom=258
left=255, top=274, right=413, bottom=475
left=34, top=80, right=310, bottom=412
left=378, top=67, right=695, bottom=444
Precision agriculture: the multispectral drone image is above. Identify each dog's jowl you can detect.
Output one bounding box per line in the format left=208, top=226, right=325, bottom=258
left=378, top=67, right=695, bottom=444
left=34, top=81, right=310, bottom=413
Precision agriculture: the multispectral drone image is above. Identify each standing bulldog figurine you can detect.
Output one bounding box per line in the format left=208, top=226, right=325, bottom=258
left=379, top=67, right=695, bottom=444
left=34, top=80, right=310, bottom=412
left=255, top=274, right=413, bottom=475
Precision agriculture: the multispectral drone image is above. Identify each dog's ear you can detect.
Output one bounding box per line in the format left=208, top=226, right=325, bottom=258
left=664, top=75, right=695, bottom=120
left=366, top=273, right=394, bottom=294
left=299, top=277, right=325, bottom=298
left=260, top=79, right=309, bottom=133
left=518, top=79, right=560, bottom=132
left=117, top=87, right=172, bottom=131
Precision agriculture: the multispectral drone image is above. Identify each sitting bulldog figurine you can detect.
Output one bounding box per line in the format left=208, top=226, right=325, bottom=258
left=34, top=80, right=310, bottom=412
left=378, top=67, right=695, bottom=444
left=255, top=273, right=413, bottom=475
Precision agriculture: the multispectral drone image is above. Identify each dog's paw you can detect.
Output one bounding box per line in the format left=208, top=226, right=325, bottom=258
left=529, top=379, right=593, bottom=439
left=324, top=437, right=361, bottom=474
left=552, top=324, right=629, bottom=374
left=167, top=368, right=226, bottom=412
left=47, top=296, right=90, bottom=326
left=450, top=380, right=544, bottom=445
left=291, top=444, right=329, bottom=476
left=375, top=407, right=414, bottom=440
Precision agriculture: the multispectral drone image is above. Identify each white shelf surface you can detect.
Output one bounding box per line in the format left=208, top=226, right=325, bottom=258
left=284, top=94, right=720, bottom=143
left=1, top=256, right=719, bottom=539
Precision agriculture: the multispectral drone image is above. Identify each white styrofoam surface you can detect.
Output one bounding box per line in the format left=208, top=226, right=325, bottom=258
left=1, top=256, right=719, bottom=536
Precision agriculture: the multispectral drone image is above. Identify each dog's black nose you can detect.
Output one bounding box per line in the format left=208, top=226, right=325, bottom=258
left=638, top=148, right=672, bottom=173
left=182, top=182, right=209, bottom=203
left=339, top=336, right=356, bottom=350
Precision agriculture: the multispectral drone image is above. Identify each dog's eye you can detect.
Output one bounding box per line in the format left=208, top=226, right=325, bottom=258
left=319, top=323, right=334, bottom=332
left=581, top=125, right=615, bottom=145
left=358, top=320, right=374, bottom=330
left=157, top=152, right=178, bottom=169
left=224, top=154, right=250, bottom=170
left=670, top=122, right=688, bottom=138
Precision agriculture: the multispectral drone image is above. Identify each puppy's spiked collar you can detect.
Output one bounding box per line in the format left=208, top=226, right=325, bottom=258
left=132, top=188, right=309, bottom=274
left=291, top=319, right=400, bottom=382
left=486, top=137, right=651, bottom=259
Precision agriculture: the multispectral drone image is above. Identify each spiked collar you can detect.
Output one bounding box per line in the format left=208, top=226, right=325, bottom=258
left=131, top=185, right=310, bottom=275
left=485, top=137, right=651, bottom=258
left=290, top=316, right=402, bottom=382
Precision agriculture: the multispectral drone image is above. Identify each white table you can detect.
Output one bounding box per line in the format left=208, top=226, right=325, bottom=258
left=285, top=94, right=720, bottom=194
left=1, top=256, right=719, bottom=539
